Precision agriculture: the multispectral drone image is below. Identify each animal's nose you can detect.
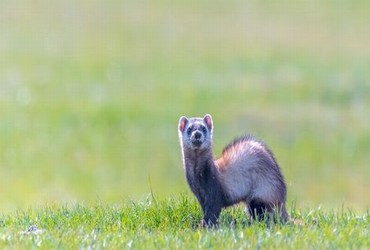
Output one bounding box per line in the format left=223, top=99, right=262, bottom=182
left=194, top=131, right=202, bottom=139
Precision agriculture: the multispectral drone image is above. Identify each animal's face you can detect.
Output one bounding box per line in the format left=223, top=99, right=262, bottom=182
left=178, top=114, right=213, bottom=151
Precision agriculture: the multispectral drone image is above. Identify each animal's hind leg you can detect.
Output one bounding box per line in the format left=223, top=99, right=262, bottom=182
left=247, top=199, right=289, bottom=223
left=271, top=202, right=289, bottom=223
left=247, top=199, right=271, bottom=221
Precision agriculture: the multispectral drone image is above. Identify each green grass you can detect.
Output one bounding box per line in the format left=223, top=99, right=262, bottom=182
left=0, top=196, right=369, bottom=249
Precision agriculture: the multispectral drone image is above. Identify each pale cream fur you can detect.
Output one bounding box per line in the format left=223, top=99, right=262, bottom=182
left=216, top=140, right=282, bottom=204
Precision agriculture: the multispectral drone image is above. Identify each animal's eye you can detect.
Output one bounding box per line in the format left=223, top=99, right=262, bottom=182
left=201, top=126, right=207, bottom=134
left=186, top=127, right=192, bottom=135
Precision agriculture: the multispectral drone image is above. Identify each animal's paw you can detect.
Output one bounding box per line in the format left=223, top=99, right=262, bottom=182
left=200, top=219, right=207, bottom=228
left=200, top=219, right=218, bottom=229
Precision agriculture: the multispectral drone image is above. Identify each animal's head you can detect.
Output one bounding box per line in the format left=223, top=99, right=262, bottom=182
left=178, top=114, right=213, bottom=151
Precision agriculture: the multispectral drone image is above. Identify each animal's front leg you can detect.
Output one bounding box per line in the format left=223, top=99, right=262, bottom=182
left=200, top=204, right=221, bottom=228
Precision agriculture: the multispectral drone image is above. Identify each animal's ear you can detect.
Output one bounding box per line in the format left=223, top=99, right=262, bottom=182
left=178, top=116, right=189, bottom=133
left=203, top=114, right=213, bottom=131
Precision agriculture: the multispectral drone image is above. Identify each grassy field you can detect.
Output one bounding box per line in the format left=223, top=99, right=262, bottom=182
left=0, top=196, right=369, bottom=249
left=0, top=0, right=369, bottom=247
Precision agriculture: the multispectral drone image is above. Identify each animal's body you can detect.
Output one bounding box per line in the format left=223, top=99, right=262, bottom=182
left=178, top=114, right=288, bottom=227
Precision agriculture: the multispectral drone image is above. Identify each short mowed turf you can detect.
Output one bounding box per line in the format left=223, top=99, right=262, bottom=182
left=0, top=196, right=369, bottom=249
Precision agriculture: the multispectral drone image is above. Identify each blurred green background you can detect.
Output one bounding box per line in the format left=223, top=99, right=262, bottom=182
left=0, top=0, right=369, bottom=213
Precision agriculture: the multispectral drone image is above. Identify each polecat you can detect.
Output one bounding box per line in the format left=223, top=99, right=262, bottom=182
left=178, top=114, right=288, bottom=227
